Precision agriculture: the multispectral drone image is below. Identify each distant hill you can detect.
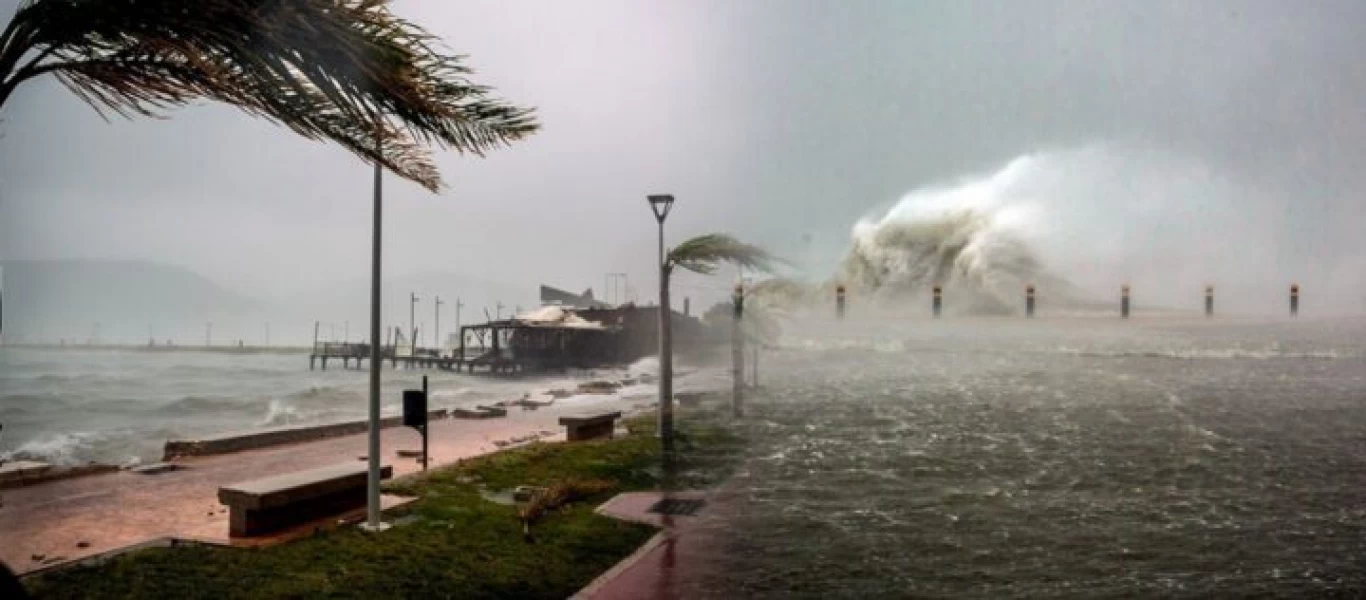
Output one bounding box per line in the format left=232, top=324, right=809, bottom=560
left=0, top=260, right=553, bottom=346
left=0, top=259, right=260, bottom=345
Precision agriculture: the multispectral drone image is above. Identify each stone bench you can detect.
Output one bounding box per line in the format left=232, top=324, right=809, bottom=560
left=452, top=405, right=506, bottom=419
left=558, top=411, right=622, bottom=442
left=217, top=462, right=392, bottom=537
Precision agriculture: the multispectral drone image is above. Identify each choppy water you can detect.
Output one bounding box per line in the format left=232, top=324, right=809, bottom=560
left=680, top=315, right=1366, bottom=598
left=0, top=348, right=628, bottom=466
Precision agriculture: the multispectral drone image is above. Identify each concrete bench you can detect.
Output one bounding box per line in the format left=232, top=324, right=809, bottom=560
left=558, top=411, right=622, bottom=442
left=452, top=405, right=506, bottom=419
left=217, top=462, right=392, bottom=537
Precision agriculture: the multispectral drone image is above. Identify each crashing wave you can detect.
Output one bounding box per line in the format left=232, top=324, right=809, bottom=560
left=824, top=154, right=1094, bottom=314
left=837, top=209, right=1069, bottom=313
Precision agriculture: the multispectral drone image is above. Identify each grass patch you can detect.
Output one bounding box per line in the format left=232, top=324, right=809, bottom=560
left=25, top=411, right=743, bottom=599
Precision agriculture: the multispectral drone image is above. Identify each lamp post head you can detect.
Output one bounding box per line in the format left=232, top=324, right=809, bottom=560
left=647, top=194, right=675, bottom=223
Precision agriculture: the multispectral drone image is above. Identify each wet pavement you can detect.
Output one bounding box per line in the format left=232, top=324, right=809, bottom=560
left=0, top=395, right=641, bottom=575
left=576, top=490, right=722, bottom=600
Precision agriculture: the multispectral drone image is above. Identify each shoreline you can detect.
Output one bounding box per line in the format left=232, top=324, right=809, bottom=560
left=0, top=368, right=719, bottom=576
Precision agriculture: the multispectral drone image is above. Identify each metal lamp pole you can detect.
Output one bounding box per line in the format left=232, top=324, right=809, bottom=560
left=409, top=292, right=420, bottom=353
left=434, top=296, right=443, bottom=354
left=648, top=194, right=675, bottom=453
left=364, top=122, right=387, bottom=532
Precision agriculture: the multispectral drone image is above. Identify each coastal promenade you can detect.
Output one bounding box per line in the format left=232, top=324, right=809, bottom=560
left=0, top=393, right=644, bottom=575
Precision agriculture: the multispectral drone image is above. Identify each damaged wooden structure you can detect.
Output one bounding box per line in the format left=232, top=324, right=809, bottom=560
left=309, top=283, right=717, bottom=374
left=452, top=304, right=713, bottom=374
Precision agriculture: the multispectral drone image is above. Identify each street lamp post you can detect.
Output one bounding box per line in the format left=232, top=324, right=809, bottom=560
left=409, top=292, right=420, bottom=354
left=434, top=296, right=443, bottom=355
left=363, top=123, right=387, bottom=532
left=455, top=298, right=463, bottom=353
left=605, top=272, right=628, bottom=306
left=648, top=194, right=675, bottom=453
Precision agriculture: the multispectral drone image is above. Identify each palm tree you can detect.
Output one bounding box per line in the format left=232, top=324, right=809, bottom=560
left=657, top=233, right=776, bottom=451
left=1, top=0, right=537, bottom=530
left=0, top=0, right=538, bottom=190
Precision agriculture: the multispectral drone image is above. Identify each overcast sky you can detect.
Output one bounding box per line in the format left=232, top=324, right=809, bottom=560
left=3, top=0, right=1365, bottom=312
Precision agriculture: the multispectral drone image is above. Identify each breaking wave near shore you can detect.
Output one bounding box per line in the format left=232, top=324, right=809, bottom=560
left=754, top=144, right=1359, bottom=316
left=835, top=156, right=1088, bottom=314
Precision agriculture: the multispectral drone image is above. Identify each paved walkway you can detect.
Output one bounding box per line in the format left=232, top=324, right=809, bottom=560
left=0, top=395, right=640, bottom=575
left=575, top=490, right=724, bottom=600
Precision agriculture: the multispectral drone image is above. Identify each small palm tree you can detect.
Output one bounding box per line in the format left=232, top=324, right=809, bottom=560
left=657, top=234, right=776, bottom=449
left=0, top=0, right=538, bottom=189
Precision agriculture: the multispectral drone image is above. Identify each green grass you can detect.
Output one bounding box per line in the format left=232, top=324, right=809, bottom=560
left=25, top=412, right=744, bottom=600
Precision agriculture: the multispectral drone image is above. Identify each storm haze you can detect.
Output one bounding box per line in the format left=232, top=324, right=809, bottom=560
left=4, top=0, right=1366, bottom=343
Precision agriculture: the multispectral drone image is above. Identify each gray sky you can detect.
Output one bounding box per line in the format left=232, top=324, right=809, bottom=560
left=3, top=0, right=1366, bottom=317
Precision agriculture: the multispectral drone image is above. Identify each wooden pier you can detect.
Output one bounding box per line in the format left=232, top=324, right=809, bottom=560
left=307, top=341, right=524, bottom=374
left=308, top=305, right=707, bottom=375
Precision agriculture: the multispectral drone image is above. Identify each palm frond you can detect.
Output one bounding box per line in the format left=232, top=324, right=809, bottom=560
left=666, top=233, right=778, bottom=276
left=0, top=0, right=538, bottom=190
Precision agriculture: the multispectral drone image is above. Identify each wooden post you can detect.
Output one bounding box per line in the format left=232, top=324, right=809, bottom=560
left=1121, top=285, right=1131, bottom=319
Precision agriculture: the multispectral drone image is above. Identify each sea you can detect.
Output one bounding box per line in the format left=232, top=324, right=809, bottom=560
left=0, top=347, right=646, bottom=466
left=669, top=314, right=1366, bottom=598
left=5, top=314, right=1366, bottom=596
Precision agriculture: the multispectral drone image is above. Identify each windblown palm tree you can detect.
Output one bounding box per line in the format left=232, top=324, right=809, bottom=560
left=657, top=234, right=777, bottom=446
left=0, top=0, right=538, bottom=189
left=1, top=0, right=536, bottom=530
